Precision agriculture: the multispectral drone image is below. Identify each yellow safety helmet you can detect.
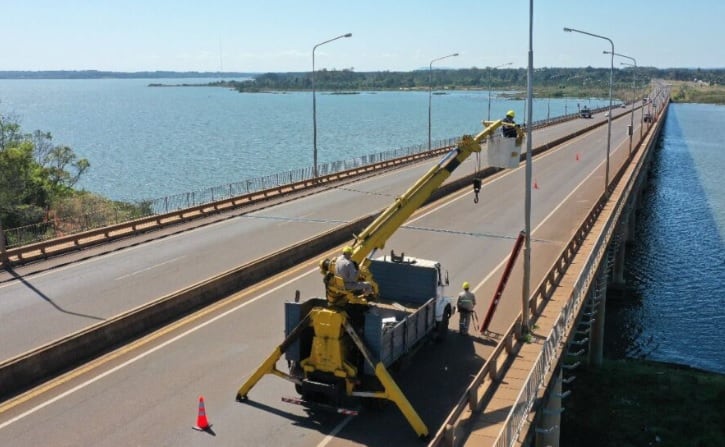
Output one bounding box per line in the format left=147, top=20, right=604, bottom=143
left=342, top=246, right=353, bottom=255
left=506, top=110, right=515, bottom=118
left=462, top=281, right=470, bottom=290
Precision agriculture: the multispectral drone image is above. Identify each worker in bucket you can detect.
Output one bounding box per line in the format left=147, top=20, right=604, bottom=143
left=502, top=110, right=519, bottom=138
left=457, top=282, right=476, bottom=335
left=336, top=246, right=373, bottom=295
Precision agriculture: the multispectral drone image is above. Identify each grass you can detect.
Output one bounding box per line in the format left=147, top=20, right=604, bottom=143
left=561, top=359, right=725, bottom=447
left=669, top=81, right=725, bottom=104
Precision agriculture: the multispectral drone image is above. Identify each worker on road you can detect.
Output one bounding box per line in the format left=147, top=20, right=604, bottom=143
left=502, top=110, right=519, bottom=138
left=457, top=282, right=476, bottom=335
left=336, top=246, right=373, bottom=296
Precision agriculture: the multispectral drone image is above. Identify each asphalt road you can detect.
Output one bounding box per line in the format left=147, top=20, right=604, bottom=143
left=0, top=110, right=620, bottom=361
left=0, top=106, right=647, bottom=446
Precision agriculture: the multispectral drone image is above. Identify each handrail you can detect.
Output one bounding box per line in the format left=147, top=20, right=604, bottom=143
left=428, top=96, right=667, bottom=447
left=0, top=107, right=619, bottom=269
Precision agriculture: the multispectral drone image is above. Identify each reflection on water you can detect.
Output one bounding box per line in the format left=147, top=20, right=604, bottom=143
left=605, top=103, right=725, bottom=374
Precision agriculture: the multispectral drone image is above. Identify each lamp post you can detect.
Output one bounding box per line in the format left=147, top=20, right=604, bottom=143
left=312, top=32, right=352, bottom=178
left=605, top=51, right=637, bottom=155
left=487, top=62, right=512, bottom=121
left=564, top=27, right=614, bottom=196
left=428, top=52, right=459, bottom=150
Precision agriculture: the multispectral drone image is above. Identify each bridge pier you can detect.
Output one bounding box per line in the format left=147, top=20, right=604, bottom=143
left=535, top=368, right=562, bottom=447
left=611, top=226, right=627, bottom=286
left=589, top=266, right=608, bottom=367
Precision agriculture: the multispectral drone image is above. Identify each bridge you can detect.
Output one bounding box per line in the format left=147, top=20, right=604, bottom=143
left=0, top=84, right=670, bottom=446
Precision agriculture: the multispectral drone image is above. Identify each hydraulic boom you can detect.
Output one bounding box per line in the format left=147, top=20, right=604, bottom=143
left=236, top=119, right=524, bottom=438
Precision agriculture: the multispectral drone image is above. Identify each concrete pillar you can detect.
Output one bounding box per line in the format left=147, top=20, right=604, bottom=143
left=612, top=232, right=626, bottom=286
left=589, top=267, right=607, bottom=367
left=536, top=368, right=562, bottom=447
left=627, top=201, right=637, bottom=243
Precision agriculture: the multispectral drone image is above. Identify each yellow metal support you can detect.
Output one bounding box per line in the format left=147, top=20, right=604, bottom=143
left=236, top=313, right=311, bottom=400
left=236, top=347, right=283, bottom=400
left=373, top=362, right=429, bottom=438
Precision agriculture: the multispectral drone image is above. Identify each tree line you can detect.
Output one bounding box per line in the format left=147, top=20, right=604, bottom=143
left=223, top=67, right=725, bottom=97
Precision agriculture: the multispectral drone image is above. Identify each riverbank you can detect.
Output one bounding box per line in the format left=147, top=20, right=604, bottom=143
left=561, top=359, right=725, bottom=447
left=670, top=80, right=725, bottom=104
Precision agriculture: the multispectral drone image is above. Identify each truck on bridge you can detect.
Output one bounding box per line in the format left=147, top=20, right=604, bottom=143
left=235, top=119, right=524, bottom=438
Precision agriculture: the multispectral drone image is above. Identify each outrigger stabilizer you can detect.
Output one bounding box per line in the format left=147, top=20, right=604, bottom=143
left=235, top=306, right=429, bottom=438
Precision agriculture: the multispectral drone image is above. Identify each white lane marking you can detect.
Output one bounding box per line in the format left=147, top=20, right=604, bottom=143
left=114, top=257, right=185, bottom=280
left=0, top=267, right=312, bottom=431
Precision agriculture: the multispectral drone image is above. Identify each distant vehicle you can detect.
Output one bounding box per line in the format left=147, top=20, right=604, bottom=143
left=621, top=103, right=627, bottom=108
left=644, top=113, right=653, bottom=123
left=605, top=111, right=610, bottom=118
left=579, top=107, right=592, bottom=118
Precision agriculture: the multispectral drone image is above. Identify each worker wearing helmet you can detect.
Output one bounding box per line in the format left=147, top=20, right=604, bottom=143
left=502, top=110, right=519, bottom=138
left=456, top=282, right=477, bottom=335
left=335, top=246, right=373, bottom=296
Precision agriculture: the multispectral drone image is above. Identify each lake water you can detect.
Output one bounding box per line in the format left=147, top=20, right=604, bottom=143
left=0, top=78, right=607, bottom=201
left=1, top=80, right=722, bottom=374
left=606, top=103, right=725, bottom=374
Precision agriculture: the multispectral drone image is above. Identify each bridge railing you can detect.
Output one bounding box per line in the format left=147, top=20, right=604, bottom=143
left=0, top=107, right=617, bottom=269
left=430, top=96, right=666, bottom=447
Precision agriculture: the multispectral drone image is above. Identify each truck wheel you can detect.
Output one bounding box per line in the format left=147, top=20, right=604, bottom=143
left=435, top=307, right=450, bottom=341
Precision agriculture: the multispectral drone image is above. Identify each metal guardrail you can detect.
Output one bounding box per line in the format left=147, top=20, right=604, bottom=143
left=0, top=142, right=460, bottom=267
left=0, top=108, right=615, bottom=269
left=429, top=98, right=666, bottom=447
left=0, top=107, right=606, bottom=267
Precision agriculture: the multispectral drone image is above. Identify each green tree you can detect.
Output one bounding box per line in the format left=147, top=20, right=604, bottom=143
left=0, top=112, right=90, bottom=228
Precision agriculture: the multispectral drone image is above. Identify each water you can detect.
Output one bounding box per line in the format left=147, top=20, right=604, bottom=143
left=0, top=78, right=607, bottom=201
left=606, top=103, right=725, bottom=374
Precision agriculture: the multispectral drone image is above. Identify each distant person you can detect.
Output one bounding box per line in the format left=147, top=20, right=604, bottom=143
left=457, top=282, right=476, bottom=335
left=502, top=110, right=518, bottom=138
left=335, top=246, right=373, bottom=295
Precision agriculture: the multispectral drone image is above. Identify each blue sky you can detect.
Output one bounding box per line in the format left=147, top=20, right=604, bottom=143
left=3, top=0, right=723, bottom=72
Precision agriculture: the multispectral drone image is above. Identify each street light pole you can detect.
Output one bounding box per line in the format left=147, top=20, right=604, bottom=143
left=312, top=32, right=352, bottom=178
left=564, top=27, right=614, bottom=196
left=428, top=52, right=459, bottom=151
left=605, top=51, right=637, bottom=156
left=487, top=62, right=512, bottom=121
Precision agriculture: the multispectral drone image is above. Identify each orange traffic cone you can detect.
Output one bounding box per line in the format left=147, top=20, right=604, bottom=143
left=533, top=179, right=539, bottom=190
left=193, top=396, right=211, bottom=431
left=576, top=153, right=580, bottom=161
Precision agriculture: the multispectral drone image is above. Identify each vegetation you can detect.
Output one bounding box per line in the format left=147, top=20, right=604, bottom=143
left=561, top=359, right=725, bottom=447
left=217, top=67, right=725, bottom=104
left=0, top=111, right=149, bottom=246
left=670, top=80, right=725, bottom=104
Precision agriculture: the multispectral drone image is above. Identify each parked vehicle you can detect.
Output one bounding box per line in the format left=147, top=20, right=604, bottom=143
left=235, top=119, right=525, bottom=438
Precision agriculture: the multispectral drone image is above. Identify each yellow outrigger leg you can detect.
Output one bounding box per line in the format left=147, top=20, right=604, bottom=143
left=341, top=319, right=429, bottom=438
left=235, top=314, right=310, bottom=401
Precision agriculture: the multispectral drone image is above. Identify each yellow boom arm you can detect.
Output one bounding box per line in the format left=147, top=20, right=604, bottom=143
left=321, top=119, right=522, bottom=305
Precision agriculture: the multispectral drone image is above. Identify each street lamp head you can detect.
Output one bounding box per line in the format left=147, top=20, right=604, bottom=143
left=452, top=53, right=459, bottom=57
left=343, top=33, right=352, bottom=38
left=563, top=27, right=572, bottom=32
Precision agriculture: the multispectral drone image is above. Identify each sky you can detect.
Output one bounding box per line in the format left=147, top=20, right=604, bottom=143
left=2, top=0, right=723, bottom=73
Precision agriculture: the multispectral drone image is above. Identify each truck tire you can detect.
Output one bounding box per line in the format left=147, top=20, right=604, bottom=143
left=435, top=306, right=451, bottom=341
